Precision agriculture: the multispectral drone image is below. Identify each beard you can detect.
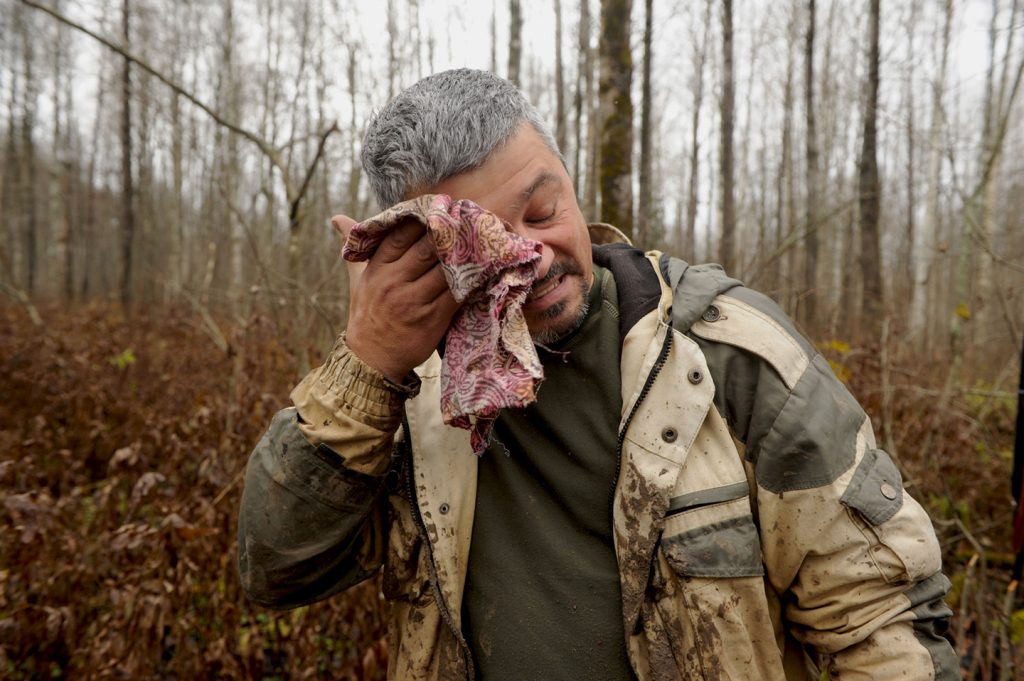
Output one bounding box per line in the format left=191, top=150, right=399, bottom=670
left=528, top=259, right=592, bottom=345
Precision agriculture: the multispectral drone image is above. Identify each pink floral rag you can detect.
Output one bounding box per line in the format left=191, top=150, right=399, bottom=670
left=342, top=194, right=544, bottom=454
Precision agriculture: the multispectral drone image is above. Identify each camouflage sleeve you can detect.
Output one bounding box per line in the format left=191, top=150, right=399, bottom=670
left=237, top=336, right=415, bottom=609
left=688, top=287, right=958, bottom=680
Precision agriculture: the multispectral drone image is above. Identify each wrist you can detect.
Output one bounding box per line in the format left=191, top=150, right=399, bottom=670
left=345, top=328, right=417, bottom=384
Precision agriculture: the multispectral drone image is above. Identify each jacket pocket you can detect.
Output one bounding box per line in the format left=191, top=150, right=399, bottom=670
left=840, top=448, right=941, bottom=583
left=652, top=495, right=784, bottom=680
left=661, top=496, right=764, bottom=578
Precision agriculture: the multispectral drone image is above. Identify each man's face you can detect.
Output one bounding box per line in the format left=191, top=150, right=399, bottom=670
left=428, top=124, right=594, bottom=345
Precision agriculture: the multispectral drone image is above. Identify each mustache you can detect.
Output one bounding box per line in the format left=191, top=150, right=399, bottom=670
left=533, top=260, right=583, bottom=288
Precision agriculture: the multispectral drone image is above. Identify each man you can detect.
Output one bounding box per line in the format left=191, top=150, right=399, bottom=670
left=238, top=69, right=957, bottom=680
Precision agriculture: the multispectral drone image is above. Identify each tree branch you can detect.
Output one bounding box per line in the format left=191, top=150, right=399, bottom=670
left=288, top=121, right=338, bottom=226
left=19, top=0, right=284, bottom=173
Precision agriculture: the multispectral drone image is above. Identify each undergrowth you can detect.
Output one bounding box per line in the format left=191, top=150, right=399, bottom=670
left=0, top=304, right=1018, bottom=678
left=0, top=304, right=387, bottom=679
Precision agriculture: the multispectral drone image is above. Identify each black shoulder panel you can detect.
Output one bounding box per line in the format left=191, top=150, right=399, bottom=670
left=592, top=243, right=662, bottom=344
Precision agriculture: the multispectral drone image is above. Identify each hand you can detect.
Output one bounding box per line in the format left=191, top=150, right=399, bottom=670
left=331, top=214, right=459, bottom=383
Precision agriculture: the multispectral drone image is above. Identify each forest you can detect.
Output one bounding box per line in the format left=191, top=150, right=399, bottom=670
left=0, top=0, right=1022, bottom=677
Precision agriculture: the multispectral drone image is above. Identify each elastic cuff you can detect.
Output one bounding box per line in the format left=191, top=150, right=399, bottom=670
left=303, top=333, right=420, bottom=420
left=328, top=332, right=420, bottom=395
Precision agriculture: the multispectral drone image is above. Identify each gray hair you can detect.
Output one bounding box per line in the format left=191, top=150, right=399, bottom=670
left=361, top=68, right=563, bottom=209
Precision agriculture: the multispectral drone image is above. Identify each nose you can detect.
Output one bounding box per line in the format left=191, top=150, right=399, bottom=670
left=533, top=244, right=554, bottom=281
left=508, top=221, right=554, bottom=281
left=501, top=218, right=557, bottom=280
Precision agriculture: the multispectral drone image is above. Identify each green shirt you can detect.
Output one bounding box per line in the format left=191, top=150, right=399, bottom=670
left=463, top=266, right=633, bottom=680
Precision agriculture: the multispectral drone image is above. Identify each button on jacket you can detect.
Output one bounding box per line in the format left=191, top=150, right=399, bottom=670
left=237, top=227, right=957, bottom=680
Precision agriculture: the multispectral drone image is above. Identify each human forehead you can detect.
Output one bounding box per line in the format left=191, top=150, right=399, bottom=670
left=430, top=126, right=566, bottom=212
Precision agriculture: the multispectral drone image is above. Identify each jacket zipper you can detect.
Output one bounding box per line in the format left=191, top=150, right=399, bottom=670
left=609, top=320, right=674, bottom=517
left=401, top=413, right=478, bottom=680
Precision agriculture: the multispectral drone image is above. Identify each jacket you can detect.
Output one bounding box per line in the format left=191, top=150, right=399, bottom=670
left=238, top=229, right=957, bottom=680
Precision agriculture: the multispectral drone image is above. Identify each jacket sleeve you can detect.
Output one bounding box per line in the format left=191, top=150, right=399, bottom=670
left=237, top=335, right=417, bottom=609
left=688, top=287, right=958, bottom=680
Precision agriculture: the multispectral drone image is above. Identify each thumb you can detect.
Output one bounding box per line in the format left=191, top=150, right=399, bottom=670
left=331, top=214, right=357, bottom=243
left=331, top=214, right=366, bottom=306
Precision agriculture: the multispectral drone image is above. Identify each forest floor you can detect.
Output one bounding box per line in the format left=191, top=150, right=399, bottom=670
left=0, top=303, right=1019, bottom=679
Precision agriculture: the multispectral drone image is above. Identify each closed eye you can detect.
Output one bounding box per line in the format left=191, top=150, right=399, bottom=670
left=526, top=207, right=557, bottom=224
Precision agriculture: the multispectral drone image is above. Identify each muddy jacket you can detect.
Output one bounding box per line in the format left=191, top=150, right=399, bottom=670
left=238, top=232, right=957, bottom=680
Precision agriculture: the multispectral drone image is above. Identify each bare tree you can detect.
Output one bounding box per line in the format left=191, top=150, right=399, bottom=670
left=491, top=1, right=498, bottom=74
left=858, top=0, right=883, bottom=338
left=684, top=0, right=713, bottom=263
left=582, top=0, right=600, bottom=218
left=779, top=3, right=798, bottom=305
left=554, top=0, right=567, bottom=153
left=387, top=0, right=398, bottom=101
left=573, top=0, right=590, bottom=197
left=952, top=0, right=1023, bottom=353
left=598, top=0, right=634, bottom=236
left=802, top=0, right=819, bottom=329
left=1, top=18, right=20, bottom=289
left=7, top=0, right=1023, bottom=372
left=718, top=0, right=735, bottom=272
left=508, top=0, right=523, bottom=86
left=17, top=7, right=39, bottom=296
left=901, top=0, right=919, bottom=310
left=637, top=0, right=654, bottom=248
left=119, top=0, right=135, bottom=309
left=346, top=42, right=362, bottom=215
left=21, top=0, right=337, bottom=308
left=910, top=0, right=952, bottom=339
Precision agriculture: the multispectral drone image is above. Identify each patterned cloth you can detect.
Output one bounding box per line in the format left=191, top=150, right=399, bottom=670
left=342, top=194, right=544, bottom=454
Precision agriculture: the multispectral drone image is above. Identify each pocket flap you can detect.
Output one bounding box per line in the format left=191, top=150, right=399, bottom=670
left=662, top=510, right=764, bottom=578
left=840, top=448, right=903, bottom=525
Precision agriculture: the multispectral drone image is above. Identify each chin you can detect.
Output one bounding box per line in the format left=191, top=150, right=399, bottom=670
left=528, top=276, right=591, bottom=345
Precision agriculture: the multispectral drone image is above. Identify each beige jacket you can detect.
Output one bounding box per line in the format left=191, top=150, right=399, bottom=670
left=238, top=241, right=957, bottom=680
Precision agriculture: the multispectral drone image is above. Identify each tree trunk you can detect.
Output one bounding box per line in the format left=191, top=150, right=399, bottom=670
left=138, top=59, right=155, bottom=303
left=554, top=0, right=567, bottom=153
left=82, top=61, right=105, bottom=299
left=637, top=0, right=654, bottom=248
left=858, top=0, right=883, bottom=338
left=222, top=0, right=240, bottom=306
left=19, top=8, right=39, bottom=295
left=802, top=0, right=819, bottom=329
left=387, top=0, right=398, bottom=101
left=490, top=1, right=498, bottom=74
left=718, top=0, right=735, bottom=272
left=685, top=0, right=712, bottom=263
left=120, top=0, right=135, bottom=309
left=573, top=0, right=589, bottom=196
left=170, top=22, right=183, bottom=296
left=582, top=0, right=599, bottom=218
left=902, top=0, right=918, bottom=317
left=598, top=0, right=633, bottom=236
left=50, top=5, right=74, bottom=302
left=508, top=0, right=523, bottom=87
left=779, top=5, right=797, bottom=306
left=1, top=67, right=17, bottom=286
left=347, top=43, right=362, bottom=213
left=911, top=0, right=950, bottom=339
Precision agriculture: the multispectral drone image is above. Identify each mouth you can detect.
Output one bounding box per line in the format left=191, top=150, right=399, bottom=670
left=527, top=274, right=565, bottom=302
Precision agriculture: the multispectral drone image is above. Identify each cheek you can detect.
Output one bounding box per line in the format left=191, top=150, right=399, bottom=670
left=567, top=222, right=592, bottom=267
